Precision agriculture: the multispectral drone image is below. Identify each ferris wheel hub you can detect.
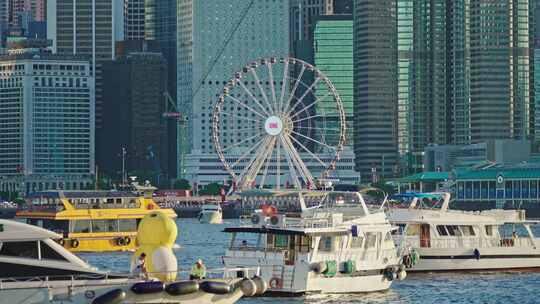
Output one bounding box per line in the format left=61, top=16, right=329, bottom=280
left=264, top=115, right=284, bottom=136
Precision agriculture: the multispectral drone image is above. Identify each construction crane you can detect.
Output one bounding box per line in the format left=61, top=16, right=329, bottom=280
left=163, top=92, right=188, bottom=179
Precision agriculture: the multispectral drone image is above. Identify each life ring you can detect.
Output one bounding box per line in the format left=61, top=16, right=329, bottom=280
left=71, top=239, right=80, bottom=248
left=123, top=236, right=132, bottom=246
left=268, top=277, right=283, bottom=289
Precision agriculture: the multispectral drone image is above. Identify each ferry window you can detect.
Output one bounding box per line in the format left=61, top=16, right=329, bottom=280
left=485, top=226, right=494, bottom=236
left=365, top=233, right=377, bottom=248
left=301, top=235, right=311, bottom=252
left=92, top=219, right=118, bottom=232
left=436, top=225, right=448, bottom=236
left=266, top=234, right=275, bottom=248
left=351, top=236, right=364, bottom=248
left=275, top=235, right=288, bottom=248
left=39, top=241, right=67, bottom=261
left=42, top=220, right=69, bottom=236
left=460, top=226, right=475, bottom=236
left=446, top=225, right=461, bottom=236
left=0, top=241, right=39, bottom=259
left=318, top=236, right=333, bottom=252
left=119, top=219, right=138, bottom=232
left=72, top=220, right=91, bottom=233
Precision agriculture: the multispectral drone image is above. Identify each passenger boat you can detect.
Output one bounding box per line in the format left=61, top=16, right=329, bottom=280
left=222, top=190, right=405, bottom=295
left=15, top=185, right=177, bottom=252
left=198, top=203, right=223, bottom=224
left=388, top=192, right=540, bottom=272
left=0, top=220, right=264, bottom=304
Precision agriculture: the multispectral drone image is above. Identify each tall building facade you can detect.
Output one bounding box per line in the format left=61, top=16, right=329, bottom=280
left=0, top=54, right=95, bottom=193
left=353, top=0, right=397, bottom=182
left=395, top=0, right=470, bottom=174
left=314, top=15, right=353, bottom=146
left=47, top=0, right=123, bottom=177
left=469, top=0, right=534, bottom=142
left=101, top=52, right=169, bottom=180
left=124, top=0, right=145, bottom=40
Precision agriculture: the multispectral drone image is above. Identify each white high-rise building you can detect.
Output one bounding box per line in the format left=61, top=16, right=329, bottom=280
left=0, top=54, right=95, bottom=193
left=177, top=0, right=359, bottom=187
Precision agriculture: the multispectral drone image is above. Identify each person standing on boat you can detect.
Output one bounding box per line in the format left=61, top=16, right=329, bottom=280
left=190, top=259, right=207, bottom=280
left=134, top=253, right=148, bottom=280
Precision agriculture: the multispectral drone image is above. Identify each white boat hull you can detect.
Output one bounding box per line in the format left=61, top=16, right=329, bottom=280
left=199, top=211, right=223, bottom=224
left=407, top=247, right=540, bottom=272
left=305, top=274, right=392, bottom=294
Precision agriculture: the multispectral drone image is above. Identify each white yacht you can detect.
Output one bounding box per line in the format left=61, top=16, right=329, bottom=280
left=0, top=220, right=264, bottom=304
left=223, top=190, right=405, bottom=295
left=199, top=203, right=223, bottom=224
left=388, top=192, right=540, bottom=272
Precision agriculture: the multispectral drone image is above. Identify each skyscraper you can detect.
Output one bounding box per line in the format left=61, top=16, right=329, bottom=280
left=353, top=0, right=397, bottom=181
left=124, top=0, right=145, bottom=40
left=314, top=15, right=353, bottom=146
left=178, top=0, right=291, bottom=184
left=101, top=52, right=169, bottom=180
left=0, top=53, right=95, bottom=193
left=395, top=0, right=467, bottom=174
left=47, top=0, right=124, bottom=175
left=469, top=0, right=534, bottom=142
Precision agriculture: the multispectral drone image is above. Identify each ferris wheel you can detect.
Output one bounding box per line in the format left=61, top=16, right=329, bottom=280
left=212, top=57, right=346, bottom=191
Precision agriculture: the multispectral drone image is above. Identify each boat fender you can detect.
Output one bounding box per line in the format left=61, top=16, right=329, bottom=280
left=130, top=281, right=165, bottom=294
left=239, top=278, right=257, bottom=297
left=123, top=236, right=131, bottom=246
left=268, top=277, right=283, bottom=289
left=91, top=289, right=126, bottom=304
left=397, top=269, right=407, bottom=281
left=473, top=248, right=480, bottom=260
left=251, top=276, right=268, bottom=295
left=116, top=237, right=126, bottom=246
left=270, top=215, right=279, bottom=226
left=309, top=261, right=327, bottom=274
left=199, top=281, right=232, bottom=295
left=165, top=281, right=199, bottom=296
left=70, top=239, right=80, bottom=248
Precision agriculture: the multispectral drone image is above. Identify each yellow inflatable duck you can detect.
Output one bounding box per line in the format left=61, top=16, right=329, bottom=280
left=130, top=211, right=178, bottom=282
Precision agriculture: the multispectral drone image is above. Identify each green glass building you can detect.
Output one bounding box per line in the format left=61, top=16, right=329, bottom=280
left=314, top=15, right=353, bottom=147
left=469, top=0, right=534, bottom=141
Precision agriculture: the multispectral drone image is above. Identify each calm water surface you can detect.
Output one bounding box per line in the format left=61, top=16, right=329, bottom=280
left=79, top=219, right=540, bottom=304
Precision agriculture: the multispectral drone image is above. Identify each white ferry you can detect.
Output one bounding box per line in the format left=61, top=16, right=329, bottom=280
left=222, top=190, right=405, bottom=295
left=388, top=192, right=540, bottom=272
left=199, top=203, right=223, bottom=224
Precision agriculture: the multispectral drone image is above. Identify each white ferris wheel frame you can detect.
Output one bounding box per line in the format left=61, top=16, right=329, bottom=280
left=212, top=57, right=346, bottom=191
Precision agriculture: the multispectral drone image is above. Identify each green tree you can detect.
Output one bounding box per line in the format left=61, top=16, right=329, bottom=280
left=199, top=183, right=222, bottom=195
left=172, top=179, right=191, bottom=190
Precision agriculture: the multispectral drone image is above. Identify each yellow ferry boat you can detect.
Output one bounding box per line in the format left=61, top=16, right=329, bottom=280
left=16, top=185, right=177, bottom=252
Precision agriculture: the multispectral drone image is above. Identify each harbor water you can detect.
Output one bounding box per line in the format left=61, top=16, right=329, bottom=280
left=80, top=219, right=540, bottom=304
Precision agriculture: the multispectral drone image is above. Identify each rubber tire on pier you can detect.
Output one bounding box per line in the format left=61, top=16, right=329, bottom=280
left=91, top=289, right=126, bottom=304
left=310, top=261, right=327, bottom=274
left=251, top=214, right=261, bottom=224
left=70, top=239, right=80, bottom=248
left=116, top=237, right=126, bottom=246
left=123, top=236, right=131, bottom=245
left=57, top=238, right=65, bottom=246
left=130, top=281, right=165, bottom=294
left=165, top=281, right=199, bottom=296
left=199, top=281, right=232, bottom=295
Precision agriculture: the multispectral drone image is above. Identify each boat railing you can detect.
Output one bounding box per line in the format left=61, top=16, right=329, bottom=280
left=0, top=267, right=261, bottom=290
left=399, top=236, right=535, bottom=250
